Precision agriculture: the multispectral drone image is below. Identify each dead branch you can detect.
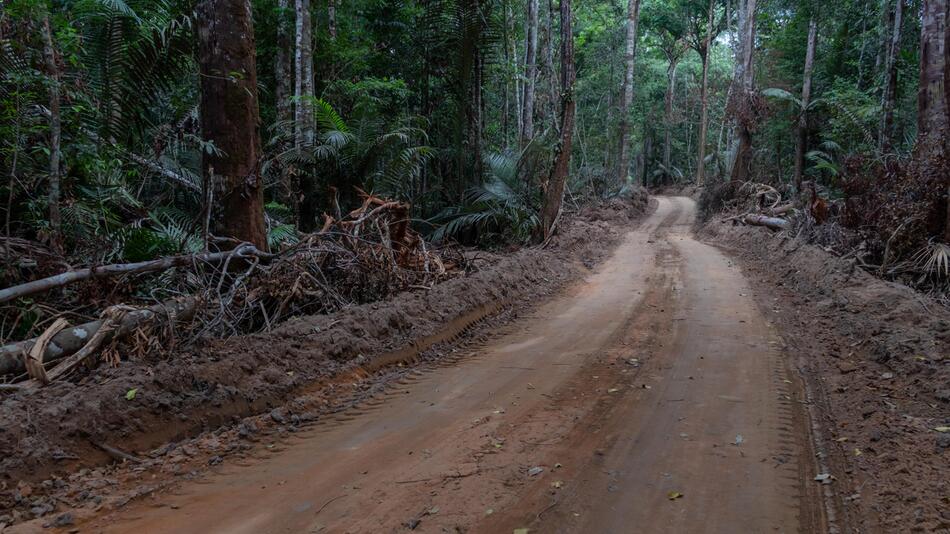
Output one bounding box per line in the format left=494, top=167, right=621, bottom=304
left=25, top=318, right=68, bottom=383
left=0, top=243, right=272, bottom=304
left=91, top=441, right=144, bottom=464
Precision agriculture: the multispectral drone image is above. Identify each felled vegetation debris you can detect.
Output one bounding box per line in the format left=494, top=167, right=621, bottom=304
left=700, top=165, right=949, bottom=302
left=0, top=191, right=462, bottom=387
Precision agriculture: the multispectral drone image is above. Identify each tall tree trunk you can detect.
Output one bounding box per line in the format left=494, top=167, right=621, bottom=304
left=917, top=0, right=949, bottom=241
left=328, top=0, right=337, bottom=39
left=616, top=0, right=642, bottom=185
left=540, top=0, right=575, bottom=240
left=918, top=0, right=948, bottom=138
left=40, top=15, right=63, bottom=254
left=725, top=0, right=746, bottom=171
left=879, top=0, right=903, bottom=151
left=642, top=127, right=653, bottom=186
left=277, top=0, right=294, bottom=128
left=503, top=1, right=512, bottom=147
left=295, top=0, right=317, bottom=228
left=695, top=0, right=715, bottom=186
left=521, top=0, right=539, bottom=147
left=276, top=0, right=295, bottom=210
left=794, top=17, right=818, bottom=190
left=196, top=0, right=268, bottom=250
left=472, top=48, right=484, bottom=183
left=294, top=0, right=315, bottom=149
left=730, top=0, right=757, bottom=183
left=512, top=24, right=523, bottom=144
left=544, top=0, right=558, bottom=132
left=663, top=58, right=679, bottom=182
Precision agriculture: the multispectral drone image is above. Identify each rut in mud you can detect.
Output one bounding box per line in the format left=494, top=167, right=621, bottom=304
left=57, top=197, right=822, bottom=534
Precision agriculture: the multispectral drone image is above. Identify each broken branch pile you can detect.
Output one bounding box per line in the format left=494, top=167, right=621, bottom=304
left=718, top=182, right=797, bottom=231
left=1, top=191, right=461, bottom=389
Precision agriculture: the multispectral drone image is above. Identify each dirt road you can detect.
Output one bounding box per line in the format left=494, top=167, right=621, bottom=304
left=81, top=197, right=822, bottom=533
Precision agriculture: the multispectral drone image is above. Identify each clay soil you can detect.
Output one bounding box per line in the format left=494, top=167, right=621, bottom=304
left=703, top=221, right=950, bottom=533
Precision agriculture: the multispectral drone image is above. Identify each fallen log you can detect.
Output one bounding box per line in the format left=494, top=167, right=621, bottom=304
left=0, top=243, right=270, bottom=305
left=0, top=297, right=197, bottom=377
left=743, top=213, right=790, bottom=231
left=767, top=203, right=796, bottom=216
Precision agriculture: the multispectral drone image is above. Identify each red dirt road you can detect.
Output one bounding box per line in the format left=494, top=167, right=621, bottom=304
left=77, top=197, right=822, bottom=533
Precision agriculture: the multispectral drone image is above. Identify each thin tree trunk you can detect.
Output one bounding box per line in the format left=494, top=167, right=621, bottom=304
left=473, top=48, right=484, bottom=182
left=642, top=128, right=652, bottom=186
left=544, top=0, right=558, bottom=132
left=794, top=17, right=818, bottom=190
left=40, top=15, right=63, bottom=254
left=5, top=86, right=21, bottom=264
left=277, top=0, right=293, bottom=127
left=540, top=0, right=575, bottom=240
left=616, top=0, right=642, bottom=185
left=521, top=0, right=539, bottom=147
left=295, top=0, right=315, bottom=149
left=663, top=59, right=679, bottom=181
left=503, top=0, right=512, bottom=147
left=730, top=0, right=757, bottom=183
left=857, top=0, right=871, bottom=87
left=513, top=25, right=523, bottom=144
left=328, top=0, right=337, bottom=39
left=276, top=0, right=295, bottom=210
left=695, top=0, right=715, bottom=186
left=879, top=0, right=903, bottom=151
left=197, top=0, right=268, bottom=250
left=295, top=0, right=318, bottom=228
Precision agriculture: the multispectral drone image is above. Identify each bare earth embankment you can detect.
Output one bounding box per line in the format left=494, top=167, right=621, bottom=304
left=703, top=220, right=950, bottom=533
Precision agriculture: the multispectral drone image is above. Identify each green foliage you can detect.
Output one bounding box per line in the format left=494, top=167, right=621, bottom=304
left=431, top=149, right=542, bottom=245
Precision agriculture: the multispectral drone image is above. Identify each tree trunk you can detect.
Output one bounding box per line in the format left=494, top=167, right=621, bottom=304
left=695, top=0, right=715, bottom=186
left=277, top=0, right=293, bottom=127
left=512, top=23, right=523, bottom=145
left=473, top=48, right=484, bottom=182
left=544, top=0, right=559, bottom=132
left=730, top=0, right=757, bottom=183
left=295, top=0, right=315, bottom=149
left=503, top=1, right=512, bottom=147
left=328, top=0, right=337, bottom=39
left=276, top=0, right=295, bottom=210
left=540, top=0, right=575, bottom=240
left=916, top=0, right=950, bottom=241
left=742, top=213, right=789, bottom=230
left=521, top=0, right=539, bottom=147
left=197, top=0, right=268, bottom=250
left=40, top=15, right=63, bottom=254
left=642, top=128, right=653, bottom=186
left=879, top=0, right=903, bottom=151
left=663, top=58, right=679, bottom=182
left=794, top=17, right=818, bottom=190
left=616, top=0, right=642, bottom=185
left=918, top=0, right=948, bottom=139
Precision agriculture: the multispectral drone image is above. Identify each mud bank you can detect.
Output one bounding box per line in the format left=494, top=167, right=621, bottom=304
left=0, top=196, right=651, bottom=526
left=703, top=221, right=950, bottom=533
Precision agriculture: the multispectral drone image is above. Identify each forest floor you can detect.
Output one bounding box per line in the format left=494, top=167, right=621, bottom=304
left=2, top=195, right=948, bottom=533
